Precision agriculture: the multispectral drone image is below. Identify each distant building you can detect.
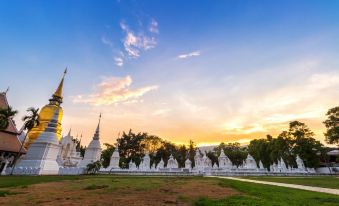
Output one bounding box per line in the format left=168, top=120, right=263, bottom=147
left=0, top=91, right=26, bottom=174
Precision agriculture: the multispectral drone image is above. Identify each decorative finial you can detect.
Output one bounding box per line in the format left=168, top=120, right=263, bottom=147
left=67, top=128, right=72, bottom=136
left=5, top=87, right=9, bottom=94
left=94, top=113, right=101, bottom=140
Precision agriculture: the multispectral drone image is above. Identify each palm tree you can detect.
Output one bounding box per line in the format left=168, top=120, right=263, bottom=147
left=0, top=106, right=18, bottom=130
left=10, top=107, right=39, bottom=175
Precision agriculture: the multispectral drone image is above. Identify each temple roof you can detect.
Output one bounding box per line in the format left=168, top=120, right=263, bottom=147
left=0, top=92, right=26, bottom=153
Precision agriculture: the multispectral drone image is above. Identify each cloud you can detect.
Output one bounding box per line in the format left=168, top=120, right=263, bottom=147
left=149, top=19, right=159, bottom=34
left=101, top=36, right=113, bottom=47
left=177, top=51, right=201, bottom=59
left=220, top=70, right=339, bottom=137
left=72, top=75, right=158, bottom=106
left=120, top=21, right=157, bottom=58
left=114, top=57, right=124, bottom=67
left=101, top=18, right=159, bottom=67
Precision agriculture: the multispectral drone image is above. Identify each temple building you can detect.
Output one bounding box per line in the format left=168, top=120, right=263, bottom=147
left=80, top=115, right=102, bottom=167
left=25, top=70, right=65, bottom=148
left=58, top=129, right=82, bottom=167
left=0, top=91, right=26, bottom=174
left=13, top=70, right=66, bottom=175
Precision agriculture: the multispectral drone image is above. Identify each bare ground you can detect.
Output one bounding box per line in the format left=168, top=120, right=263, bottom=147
left=0, top=177, right=239, bottom=206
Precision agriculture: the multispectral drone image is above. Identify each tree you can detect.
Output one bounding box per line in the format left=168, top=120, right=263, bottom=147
left=248, top=137, right=271, bottom=169
left=0, top=106, right=18, bottom=130
left=86, top=161, right=101, bottom=174
left=101, top=143, right=115, bottom=168
left=217, top=142, right=247, bottom=167
left=10, top=107, right=39, bottom=175
left=73, top=138, right=86, bottom=157
left=116, top=130, right=147, bottom=168
left=323, top=106, right=339, bottom=146
left=188, top=140, right=197, bottom=168
left=288, top=121, right=323, bottom=168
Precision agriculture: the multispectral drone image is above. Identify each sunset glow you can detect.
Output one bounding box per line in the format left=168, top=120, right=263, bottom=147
left=1, top=0, right=338, bottom=147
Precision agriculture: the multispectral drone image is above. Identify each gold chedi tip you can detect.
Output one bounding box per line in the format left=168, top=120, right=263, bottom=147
left=51, top=68, right=67, bottom=104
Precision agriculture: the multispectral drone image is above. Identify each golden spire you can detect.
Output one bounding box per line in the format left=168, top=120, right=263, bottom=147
left=50, top=68, right=67, bottom=105
left=53, top=68, right=67, bottom=99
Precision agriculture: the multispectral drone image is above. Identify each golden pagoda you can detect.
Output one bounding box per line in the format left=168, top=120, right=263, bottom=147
left=25, top=69, right=67, bottom=148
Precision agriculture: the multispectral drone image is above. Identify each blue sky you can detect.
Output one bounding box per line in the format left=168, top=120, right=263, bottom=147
left=1, top=0, right=339, bottom=146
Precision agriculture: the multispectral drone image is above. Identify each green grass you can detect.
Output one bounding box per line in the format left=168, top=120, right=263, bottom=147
left=243, top=176, right=339, bottom=189
left=195, top=178, right=339, bottom=206
left=0, top=175, right=338, bottom=206
left=0, top=175, right=87, bottom=188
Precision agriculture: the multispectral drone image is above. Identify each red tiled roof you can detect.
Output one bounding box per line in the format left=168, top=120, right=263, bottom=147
left=0, top=92, right=26, bottom=153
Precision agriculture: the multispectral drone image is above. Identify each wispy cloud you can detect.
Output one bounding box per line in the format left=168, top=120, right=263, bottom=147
left=120, top=21, right=157, bottom=58
left=114, top=57, right=124, bottom=67
left=72, top=75, right=158, bottom=106
left=101, top=18, right=159, bottom=67
left=149, top=18, right=159, bottom=34
left=101, top=36, right=113, bottom=47
left=177, top=51, right=201, bottom=59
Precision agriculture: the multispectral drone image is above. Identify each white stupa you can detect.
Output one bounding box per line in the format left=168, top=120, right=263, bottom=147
left=185, top=158, right=192, bottom=169
left=157, top=158, right=164, bottom=169
left=13, top=71, right=67, bottom=175
left=140, top=153, right=151, bottom=171
left=167, top=154, right=178, bottom=169
left=244, top=154, right=257, bottom=169
left=80, top=114, right=102, bottom=167
left=108, top=146, right=120, bottom=170
left=218, top=150, right=232, bottom=169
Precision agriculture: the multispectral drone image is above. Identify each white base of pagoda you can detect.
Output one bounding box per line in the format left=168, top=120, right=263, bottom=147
left=13, top=140, right=60, bottom=175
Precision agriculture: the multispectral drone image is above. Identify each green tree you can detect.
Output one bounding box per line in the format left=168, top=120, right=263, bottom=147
left=206, top=151, right=218, bottom=166
left=86, top=161, right=101, bottom=174
left=323, top=106, right=339, bottom=146
left=217, top=142, right=247, bottom=167
left=248, top=137, right=271, bottom=169
left=116, top=130, right=147, bottom=168
left=0, top=106, right=18, bottom=130
left=101, top=143, right=115, bottom=168
left=11, top=107, right=39, bottom=175
left=288, top=121, right=323, bottom=168
left=188, top=140, right=197, bottom=168
left=73, top=138, right=86, bottom=157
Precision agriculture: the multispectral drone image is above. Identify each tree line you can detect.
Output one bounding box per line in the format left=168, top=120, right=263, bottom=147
left=1, top=103, right=338, bottom=170
left=98, top=106, right=338, bottom=170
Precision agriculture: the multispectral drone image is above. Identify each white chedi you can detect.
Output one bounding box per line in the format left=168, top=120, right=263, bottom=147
left=218, top=150, right=232, bottom=169
left=201, top=153, right=212, bottom=169
left=157, top=158, right=165, bottom=169
left=108, top=147, right=120, bottom=169
left=129, top=161, right=137, bottom=170
left=58, top=129, right=82, bottom=167
left=167, top=154, right=179, bottom=169
left=13, top=108, right=62, bottom=175
left=259, top=160, right=264, bottom=169
left=80, top=116, right=102, bottom=167
left=244, top=154, right=257, bottom=169
left=296, top=155, right=306, bottom=170
left=140, top=153, right=151, bottom=171
left=185, top=158, right=192, bottom=169
left=194, top=150, right=202, bottom=169
left=278, top=158, right=287, bottom=172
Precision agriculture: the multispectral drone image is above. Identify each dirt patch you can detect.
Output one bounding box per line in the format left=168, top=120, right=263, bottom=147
left=0, top=178, right=239, bottom=206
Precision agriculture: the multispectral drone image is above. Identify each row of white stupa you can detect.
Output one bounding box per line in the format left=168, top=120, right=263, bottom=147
left=7, top=110, right=315, bottom=175
left=103, top=147, right=315, bottom=174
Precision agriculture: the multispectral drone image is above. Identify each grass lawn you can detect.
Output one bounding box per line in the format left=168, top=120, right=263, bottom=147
left=243, top=176, right=339, bottom=189
left=0, top=175, right=337, bottom=206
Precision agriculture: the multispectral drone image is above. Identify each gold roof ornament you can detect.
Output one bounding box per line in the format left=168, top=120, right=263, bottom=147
left=50, top=68, right=67, bottom=105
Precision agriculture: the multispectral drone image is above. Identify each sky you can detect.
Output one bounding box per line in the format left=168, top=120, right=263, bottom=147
left=0, top=0, right=339, bottom=147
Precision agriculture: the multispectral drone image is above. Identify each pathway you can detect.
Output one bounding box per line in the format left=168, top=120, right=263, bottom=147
left=208, top=176, right=339, bottom=195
